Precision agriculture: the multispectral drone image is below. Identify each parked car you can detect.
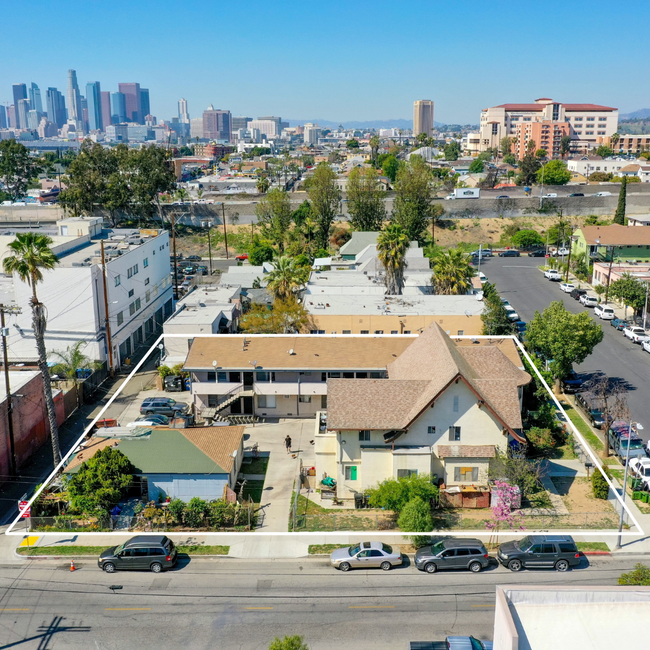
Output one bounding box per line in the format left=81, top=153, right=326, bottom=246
left=140, top=397, right=189, bottom=416
left=330, top=541, right=402, bottom=571
left=528, top=249, right=547, bottom=257
left=186, top=255, right=202, bottom=262
left=163, top=375, right=184, bottom=392
left=609, top=421, right=646, bottom=460
left=471, top=249, right=493, bottom=258
left=235, top=253, right=248, bottom=261
left=623, top=325, right=650, bottom=343
left=643, top=339, right=650, bottom=354
left=196, top=265, right=208, bottom=275
left=570, top=288, right=587, bottom=301
left=98, top=535, right=177, bottom=573
left=126, top=414, right=170, bottom=428
left=410, top=638, right=493, bottom=650
left=561, top=369, right=583, bottom=394
left=594, top=305, right=616, bottom=320
left=611, top=317, right=630, bottom=330
left=495, top=195, right=510, bottom=199
left=497, top=535, right=580, bottom=572
left=544, top=269, right=562, bottom=281
left=559, top=282, right=575, bottom=293
left=505, top=306, right=519, bottom=321
left=629, top=457, right=650, bottom=490
left=552, top=247, right=570, bottom=257
left=414, top=538, right=489, bottom=574
left=580, top=295, right=598, bottom=308
left=575, top=392, right=606, bottom=429
left=568, top=192, right=585, bottom=197
left=498, top=249, right=520, bottom=257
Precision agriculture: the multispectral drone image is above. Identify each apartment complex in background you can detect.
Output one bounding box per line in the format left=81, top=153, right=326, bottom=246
left=479, top=98, right=618, bottom=157
left=413, top=99, right=434, bottom=137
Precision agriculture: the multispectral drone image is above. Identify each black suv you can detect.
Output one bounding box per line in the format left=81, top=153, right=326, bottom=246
left=498, top=250, right=520, bottom=257
left=140, top=397, right=188, bottom=416
left=497, top=535, right=580, bottom=572
left=98, top=535, right=177, bottom=573
left=570, top=288, right=587, bottom=301
left=414, top=537, right=490, bottom=574
left=561, top=369, right=583, bottom=394
left=576, top=391, right=606, bottom=428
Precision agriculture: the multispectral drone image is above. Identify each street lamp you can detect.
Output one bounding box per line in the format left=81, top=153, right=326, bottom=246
left=615, top=421, right=643, bottom=550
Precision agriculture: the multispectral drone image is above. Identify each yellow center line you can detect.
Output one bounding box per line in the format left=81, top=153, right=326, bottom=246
left=105, top=608, right=151, bottom=611
left=244, top=607, right=274, bottom=610
left=471, top=604, right=495, bottom=608
left=0, top=608, right=30, bottom=612
left=349, top=605, right=395, bottom=609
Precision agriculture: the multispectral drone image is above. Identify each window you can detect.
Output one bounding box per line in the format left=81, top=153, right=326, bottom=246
left=134, top=548, right=149, bottom=557
left=217, top=371, right=228, bottom=382
left=355, top=372, right=367, bottom=379
left=454, top=466, right=478, bottom=482
left=145, top=277, right=150, bottom=285
left=321, top=395, right=327, bottom=408
left=368, top=549, right=383, bottom=557
left=117, top=311, right=124, bottom=326
left=559, top=542, right=577, bottom=553
left=298, top=395, right=311, bottom=403
left=448, top=426, right=461, bottom=441
left=129, top=302, right=136, bottom=316
left=328, top=372, right=340, bottom=378
left=587, top=117, right=595, bottom=121
left=143, top=257, right=149, bottom=268
left=374, top=330, right=383, bottom=334
left=146, top=290, right=151, bottom=302
left=397, top=469, right=417, bottom=478
left=541, top=544, right=556, bottom=554
left=529, top=545, right=542, bottom=554
left=599, top=117, right=607, bottom=121
left=598, top=131, right=606, bottom=136
left=391, top=330, right=398, bottom=334
left=370, top=371, right=383, bottom=378
left=342, top=372, right=354, bottom=379
left=441, top=549, right=456, bottom=558
left=455, top=548, right=470, bottom=556
left=453, top=396, right=459, bottom=412
left=586, top=131, right=594, bottom=135
left=148, top=547, right=164, bottom=556
left=257, top=395, right=276, bottom=408
left=403, top=330, right=411, bottom=334
left=207, top=371, right=216, bottom=382
left=114, top=275, right=121, bottom=287
left=207, top=395, right=220, bottom=408
left=574, top=117, right=583, bottom=121
left=127, top=264, right=139, bottom=278
left=135, top=298, right=141, bottom=311
left=359, top=430, right=370, bottom=441
left=345, top=466, right=358, bottom=480
left=256, top=371, right=270, bottom=382
left=457, top=330, right=464, bottom=336
left=128, top=289, right=134, bottom=298
left=427, top=426, right=436, bottom=434
left=360, top=330, right=369, bottom=334
left=342, top=330, right=351, bottom=334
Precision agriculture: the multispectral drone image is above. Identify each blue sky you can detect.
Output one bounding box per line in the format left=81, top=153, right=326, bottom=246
left=1, top=0, right=648, bottom=125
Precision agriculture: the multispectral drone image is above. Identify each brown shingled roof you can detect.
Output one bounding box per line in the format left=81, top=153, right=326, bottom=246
left=178, top=426, right=245, bottom=474
left=64, top=437, right=118, bottom=473
left=437, top=445, right=496, bottom=458
left=579, top=224, right=650, bottom=246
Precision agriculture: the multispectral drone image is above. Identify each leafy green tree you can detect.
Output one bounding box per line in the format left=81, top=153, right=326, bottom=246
left=291, top=200, right=312, bottom=228
left=67, top=447, right=134, bottom=514
left=614, top=175, right=627, bottom=225
left=481, top=282, right=516, bottom=335
left=269, top=635, right=310, bottom=650
left=609, top=273, right=647, bottom=315
left=500, top=136, right=514, bottom=158
left=536, top=160, right=571, bottom=185
left=397, top=497, right=433, bottom=532
left=168, top=498, right=185, bottom=524
left=488, top=450, right=543, bottom=497
left=377, top=224, right=409, bottom=295
left=587, top=171, right=611, bottom=182
left=535, top=149, right=547, bottom=159
left=330, top=226, right=351, bottom=248
left=596, top=145, right=614, bottom=159
left=0, top=139, right=42, bottom=200
left=346, top=167, right=386, bottom=232
left=443, top=141, right=461, bottom=161
left=591, top=464, right=611, bottom=500
left=516, top=142, right=541, bottom=185
left=511, top=229, right=544, bottom=249
left=367, top=473, right=438, bottom=512
left=248, top=237, right=275, bottom=265
left=468, top=159, right=484, bottom=173
left=433, top=248, right=474, bottom=295
left=392, top=156, right=435, bottom=242
left=346, top=139, right=360, bottom=149
left=265, top=256, right=305, bottom=300
left=301, top=155, right=315, bottom=168
left=307, top=163, right=341, bottom=250
left=382, top=154, right=399, bottom=182
left=560, top=135, right=572, bottom=158
left=50, top=341, right=102, bottom=409
left=255, top=188, right=292, bottom=252
left=503, top=153, right=517, bottom=166
left=526, top=301, right=604, bottom=379
left=619, top=563, right=650, bottom=586
left=3, top=233, right=62, bottom=466
left=240, top=298, right=310, bottom=334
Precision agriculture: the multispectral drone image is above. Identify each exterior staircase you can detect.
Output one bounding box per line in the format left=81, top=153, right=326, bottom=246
left=215, top=389, right=254, bottom=412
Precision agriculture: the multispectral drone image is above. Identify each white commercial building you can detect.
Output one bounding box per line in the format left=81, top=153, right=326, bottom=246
left=566, top=156, right=632, bottom=177
left=0, top=220, right=172, bottom=369
left=248, top=120, right=278, bottom=138
left=304, top=123, right=320, bottom=145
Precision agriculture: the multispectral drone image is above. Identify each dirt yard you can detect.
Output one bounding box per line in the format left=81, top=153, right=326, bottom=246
left=551, top=477, right=616, bottom=514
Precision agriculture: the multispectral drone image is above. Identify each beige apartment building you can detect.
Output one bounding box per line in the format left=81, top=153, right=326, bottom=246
left=413, top=100, right=434, bottom=137
left=479, top=98, right=618, bottom=156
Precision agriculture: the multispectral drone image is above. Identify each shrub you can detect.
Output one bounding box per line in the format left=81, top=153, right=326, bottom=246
left=591, top=465, right=611, bottom=500
left=618, top=563, right=650, bottom=585
left=397, top=497, right=433, bottom=532
left=526, top=427, right=556, bottom=456
left=248, top=238, right=275, bottom=266
left=158, top=365, right=172, bottom=378
left=511, top=229, right=544, bottom=249
left=183, top=497, right=209, bottom=528
left=269, top=635, right=310, bottom=650
left=366, top=474, right=438, bottom=512
left=168, top=498, right=185, bottom=525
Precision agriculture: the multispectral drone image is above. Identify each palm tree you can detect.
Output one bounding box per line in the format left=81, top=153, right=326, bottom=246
left=265, top=256, right=304, bottom=300
left=175, top=188, right=189, bottom=202
left=377, top=224, right=409, bottom=295
left=3, top=233, right=62, bottom=465
left=369, top=135, right=381, bottom=166
left=50, top=341, right=102, bottom=409
left=432, top=248, right=475, bottom=295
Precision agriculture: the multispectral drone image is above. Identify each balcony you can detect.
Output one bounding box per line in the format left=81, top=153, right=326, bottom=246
left=255, top=382, right=327, bottom=396
left=191, top=381, right=242, bottom=395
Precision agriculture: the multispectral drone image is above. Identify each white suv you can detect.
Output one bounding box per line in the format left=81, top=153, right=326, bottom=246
left=580, top=295, right=598, bottom=308
left=594, top=305, right=615, bottom=320
left=544, top=269, right=562, bottom=281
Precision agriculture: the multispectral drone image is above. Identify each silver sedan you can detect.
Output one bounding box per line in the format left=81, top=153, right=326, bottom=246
left=330, top=541, right=402, bottom=572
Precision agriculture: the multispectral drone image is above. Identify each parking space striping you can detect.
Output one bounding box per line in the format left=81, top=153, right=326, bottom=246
left=244, top=607, right=274, bottom=610
left=0, top=608, right=30, bottom=611
left=105, top=608, right=151, bottom=611
left=470, top=604, right=495, bottom=608
left=349, top=606, right=395, bottom=609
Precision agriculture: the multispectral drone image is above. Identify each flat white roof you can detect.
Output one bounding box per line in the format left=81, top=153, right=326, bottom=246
left=0, top=370, right=40, bottom=402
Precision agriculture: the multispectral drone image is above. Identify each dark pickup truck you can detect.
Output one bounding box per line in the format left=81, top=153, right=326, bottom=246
left=561, top=369, right=583, bottom=394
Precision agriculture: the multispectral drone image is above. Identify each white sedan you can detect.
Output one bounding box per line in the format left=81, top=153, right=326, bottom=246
left=624, top=326, right=650, bottom=343
left=559, top=282, right=575, bottom=293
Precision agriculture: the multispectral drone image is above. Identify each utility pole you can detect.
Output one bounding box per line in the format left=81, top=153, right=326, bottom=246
left=202, top=221, right=213, bottom=276
left=171, top=212, right=179, bottom=298
left=564, top=230, right=574, bottom=283
left=0, top=304, right=22, bottom=476
left=604, top=245, right=616, bottom=305
left=222, top=203, right=229, bottom=259
left=100, top=241, right=114, bottom=377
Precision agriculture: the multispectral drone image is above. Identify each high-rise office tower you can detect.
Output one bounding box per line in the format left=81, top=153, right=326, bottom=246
left=413, top=100, right=434, bottom=137
left=0, top=105, right=6, bottom=129
left=100, top=91, right=112, bottom=128
left=232, top=116, right=252, bottom=131
left=85, top=82, right=103, bottom=131
left=27, top=109, right=40, bottom=130
left=7, top=105, right=16, bottom=129
left=12, top=84, right=27, bottom=128
left=118, top=83, right=142, bottom=123
left=202, top=105, right=232, bottom=141
left=29, top=83, right=43, bottom=114
left=17, top=99, right=31, bottom=131
left=46, top=87, right=66, bottom=128
left=178, top=98, right=190, bottom=123
left=67, top=70, right=82, bottom=125
left=140, top=89, right=150, bottom=121
left=110, top=92, right=127, bottom=123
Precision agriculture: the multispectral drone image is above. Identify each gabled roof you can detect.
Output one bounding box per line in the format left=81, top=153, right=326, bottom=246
left=578, top=224, right=650, bottom=246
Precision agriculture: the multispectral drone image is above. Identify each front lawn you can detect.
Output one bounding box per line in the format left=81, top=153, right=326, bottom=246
left=308, top=544, right=349, bottom=555
left=576, top=542, right=610, bottom=552
left=563, top=403, right=604, bottom=452
left=240, top=457, right=269, bottom=475
left=241, top=480, right=265, bottom=504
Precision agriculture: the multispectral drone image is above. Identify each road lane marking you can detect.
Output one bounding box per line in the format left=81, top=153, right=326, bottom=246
left=471, top=604, right=495, bottom=608
left=105, top=608, right=151, bottom=611
left=349, top=606, right=395, bottom=609
left=244, top=607, right=274, bottom=610
left=0, top=608, right=30, bottom=611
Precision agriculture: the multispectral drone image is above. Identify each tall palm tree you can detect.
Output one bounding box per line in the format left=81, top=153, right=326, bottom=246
left=432, top=248, right=475, bottom=295
left=51, top=341, right=102, bottom=409
left=369, top=134, right=381, bottom=166
left=377, top=224, right=409, bottom=295
left=265, top=256, right=304, bottom=300
left=3, top=233, right=61, bottom=465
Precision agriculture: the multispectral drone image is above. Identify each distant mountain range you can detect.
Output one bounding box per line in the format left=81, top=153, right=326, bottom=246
left=286, top=118, right=444, bottom=130
left=620, top=109, right=650, bottom=120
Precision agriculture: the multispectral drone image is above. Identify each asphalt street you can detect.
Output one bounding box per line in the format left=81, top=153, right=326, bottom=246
left=0, top=554, right=639, bottom=650
left=482, top=256, right=650, bottom=440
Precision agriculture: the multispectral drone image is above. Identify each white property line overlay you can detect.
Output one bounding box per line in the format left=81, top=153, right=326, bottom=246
left=7, top=332, right=641, bottom=537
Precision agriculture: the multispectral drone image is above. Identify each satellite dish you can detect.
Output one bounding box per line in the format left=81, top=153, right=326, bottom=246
left=212, top=360, right=218, bottom=367
left=288, top=349, right=295, bottom=355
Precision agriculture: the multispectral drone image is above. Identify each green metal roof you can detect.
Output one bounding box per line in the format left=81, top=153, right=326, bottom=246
left=117, top=429, right=227, bottom=475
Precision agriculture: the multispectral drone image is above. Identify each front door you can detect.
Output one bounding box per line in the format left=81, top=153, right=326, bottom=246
left=354, top=550, right=372, bottom=567
left=243, top=372, right=254, bottom=388
left=242, top=395, right=254, bottom=415
left=437, top=549, right=456, bottom=569
left=539, top=543, right=557, bottom=568
left=452, top=548, right=470, bottom=569
left=525, top=544, right=544, bottom=567
left=230, top=399, right=242, bottom=415
left=133, top=547, right=150, bottom=569
left=117, top=548, right=138, bottom=570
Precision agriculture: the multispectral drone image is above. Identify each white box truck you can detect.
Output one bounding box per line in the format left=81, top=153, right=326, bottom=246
left=445, top=188, right=480, bottom=200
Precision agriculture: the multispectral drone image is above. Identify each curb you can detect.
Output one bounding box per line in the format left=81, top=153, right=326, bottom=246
left=581, top=551, right=611, bottom=556
left=13, top=550, right=233, bottom=561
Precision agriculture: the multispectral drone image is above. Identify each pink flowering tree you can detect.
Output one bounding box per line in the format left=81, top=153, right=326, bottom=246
left=485, top=480, right=525, bottom=532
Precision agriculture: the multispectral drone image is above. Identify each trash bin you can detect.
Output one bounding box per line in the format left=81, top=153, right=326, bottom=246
left=354, top=494, right=363, bottom=509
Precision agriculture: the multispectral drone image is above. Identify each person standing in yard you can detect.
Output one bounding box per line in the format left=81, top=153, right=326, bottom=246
left=285, top=435, right=292, bottom=454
